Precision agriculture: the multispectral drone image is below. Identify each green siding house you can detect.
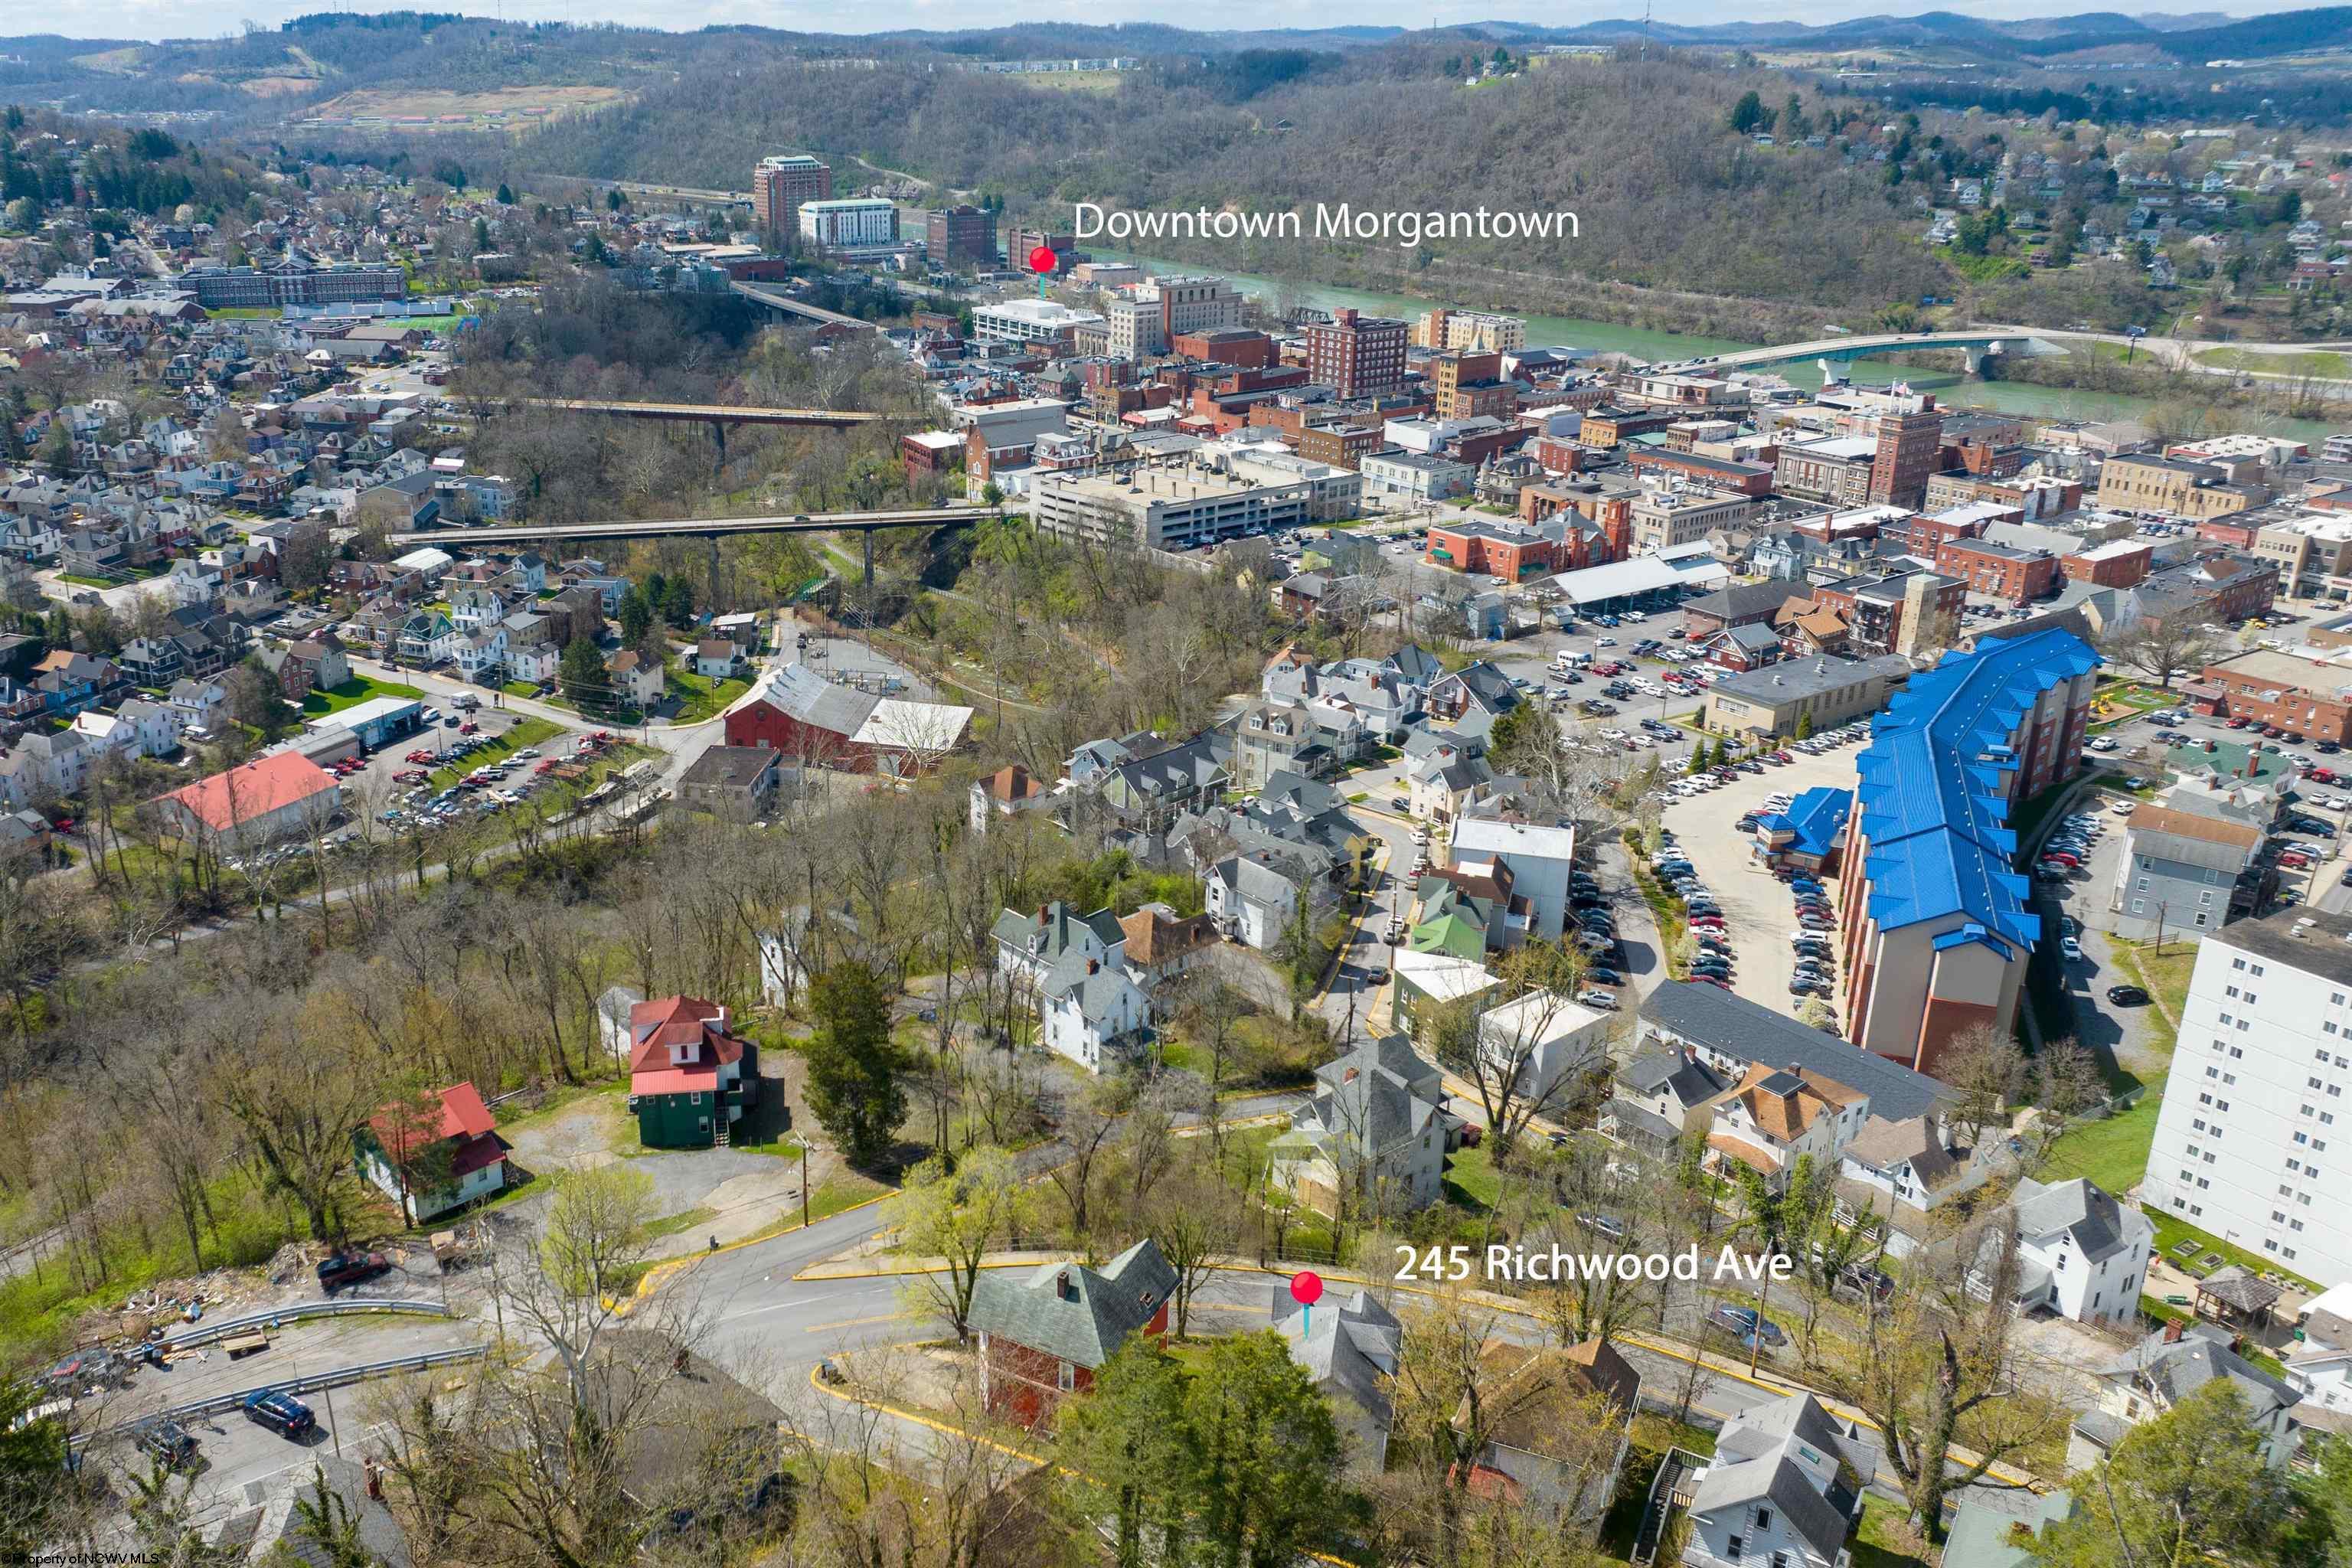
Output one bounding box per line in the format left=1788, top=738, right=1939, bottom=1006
left=625, top=995, right=756, bottom=1149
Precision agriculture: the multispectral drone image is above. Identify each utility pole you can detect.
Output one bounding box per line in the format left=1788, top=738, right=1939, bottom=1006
left=1748, top=1268, right=1772, bottom=1378
left=799, top=1141, right=810, bottom=1230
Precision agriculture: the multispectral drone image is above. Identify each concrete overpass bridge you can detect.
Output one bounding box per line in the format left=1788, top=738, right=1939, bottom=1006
left=1655, top=328, right=2067, bottom=377
left=510, top=398, right=890, bottom=430
left=388, top=505, right=997, bottom=594
left=729, top=279, right=876, bottom=332
left=389, top=505, right=991, bottom=551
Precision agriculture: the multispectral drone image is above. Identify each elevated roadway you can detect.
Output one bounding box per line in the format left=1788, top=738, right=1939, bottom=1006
left=1656, top=328, right=2066, bottom=376
left=730, top=279, right=875, bottom=331
left=387, top=505, right=994, bottom=550
left=508, top=397, right=890, bottom=429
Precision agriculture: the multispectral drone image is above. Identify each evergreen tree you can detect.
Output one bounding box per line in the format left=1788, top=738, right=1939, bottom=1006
left=2040, top=1381, right=2286, bottom=1568
left=616, top=585, right=654, bottom=645
left=1058, top=1333, right=1348, bottom=1566
left=558, top=635, right=605, bottom=709
left=1728, top=90, right=1769, bottom=135
left=495, top=181, right=514, bottom=205
left=659, top=577, right=695, bottom=627
left=801, top=962, right=906, bottom=1168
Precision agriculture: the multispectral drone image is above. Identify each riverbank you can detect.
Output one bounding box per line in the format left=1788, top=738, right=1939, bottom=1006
left=1985, top=345, right=2352, bottom=426
left=1096, top=250, right=2344, bottom=441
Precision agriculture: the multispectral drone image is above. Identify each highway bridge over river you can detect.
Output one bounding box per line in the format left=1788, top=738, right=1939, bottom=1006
left=1653, top=328, right=2066, bottom=377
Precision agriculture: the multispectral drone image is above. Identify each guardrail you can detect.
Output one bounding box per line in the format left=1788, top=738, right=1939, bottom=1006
left=161, top=1298, right=457, bottom=1351
left=75, top=1344, right=491, bottom=1448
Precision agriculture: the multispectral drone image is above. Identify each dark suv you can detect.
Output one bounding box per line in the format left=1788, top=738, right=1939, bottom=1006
left=243, top=1390, right=317, bottom=1440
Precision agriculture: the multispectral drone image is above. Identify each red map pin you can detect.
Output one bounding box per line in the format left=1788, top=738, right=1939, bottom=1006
left=1289, top=1270, right=1324, bottom=1306
left=1027, top=243, right=1058, bottom=274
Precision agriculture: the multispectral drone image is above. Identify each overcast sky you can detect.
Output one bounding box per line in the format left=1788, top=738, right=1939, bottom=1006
left=21, top=0, right=2310, bottom=46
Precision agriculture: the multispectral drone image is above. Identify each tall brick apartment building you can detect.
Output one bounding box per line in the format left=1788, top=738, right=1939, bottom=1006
left=1841, top=626, right=2099, bottom=1076
left=924, top=204, right=998, bottom=268
left=970, top=1240, right=1177, bottom=1426
left=1306, top=308, right=1408, bottom=399
left=751, top=154, right=831, bottom=244
left=1868, top=407, right=1943, bottom=508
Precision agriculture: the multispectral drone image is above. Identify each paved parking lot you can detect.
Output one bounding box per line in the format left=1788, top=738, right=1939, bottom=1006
left=1655, top=733, right=1873, bottom=1019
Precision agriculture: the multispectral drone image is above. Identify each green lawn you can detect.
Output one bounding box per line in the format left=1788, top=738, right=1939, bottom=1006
left=2092, top=772, right=2160, bottom=800
left=1852, top=1496, right=1932, bottom=1568
left=302, top=674, right=426, bottom=716
left=2148, top=1209, right=2320, bottom=1297
left=642, top=1206, right=717, bottom=1243
left=2194, top=346, right=2351, bottom=379
left=2112, top=936, right=2194, bottom=1065
left=668, top=671, right=748, bottom=724
left=1443, top=1141, right=1502, bottom=1214
left=2043, top=1076, right=2163, bottom=1192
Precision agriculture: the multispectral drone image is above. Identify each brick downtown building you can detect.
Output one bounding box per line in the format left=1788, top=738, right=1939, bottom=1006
left=1305, top=308, right=1407, bottom=399
left=1838, top=626, right=2100, bottom=1077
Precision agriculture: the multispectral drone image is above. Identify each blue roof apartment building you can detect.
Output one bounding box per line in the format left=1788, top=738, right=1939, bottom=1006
left=1839, top=627, right=2100, bottom=1077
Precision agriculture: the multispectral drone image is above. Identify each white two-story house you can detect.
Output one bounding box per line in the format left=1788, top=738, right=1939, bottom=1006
left=991, top=901, right=1127, bottom=991
left=1684, top=1393, right=1877, bottom=1568
left=1039, top=952, right=1153, bottom=1073
left=1978, top=1176, right=2152, bottom=1326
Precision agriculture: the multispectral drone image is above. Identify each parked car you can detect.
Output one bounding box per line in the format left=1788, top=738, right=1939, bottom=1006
left=136, top=1419, right=199, bottom=1469
left=316, top=1250, right=393, bottom=1294
left=1707, top=1304, right=1787, bottom=1347
left=243, top=1390, right=316, bottom=1440
left=2105, top=985, right=2151, bottom=1006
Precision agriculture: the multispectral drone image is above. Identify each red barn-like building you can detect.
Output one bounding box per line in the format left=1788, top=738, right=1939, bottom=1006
left=722, top=665, right=972, bottom=776
left=970, top=1240, right=1178, bottom=1426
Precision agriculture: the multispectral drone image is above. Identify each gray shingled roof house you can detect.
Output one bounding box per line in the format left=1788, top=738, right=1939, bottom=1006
left=970, top=1240, right=1178, bottom=1426
left=991, top=900, right=1126, bottom=988
left=1684, top=1393, right=1878, bottom=1568
left=1271, top=1285, right=1403, bottom=1476
left=2072, top=1321, right=2305, bottom=1471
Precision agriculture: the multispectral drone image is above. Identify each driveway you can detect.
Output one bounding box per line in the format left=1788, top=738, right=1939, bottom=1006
left=1325, top=797, right=1419, bottom=1040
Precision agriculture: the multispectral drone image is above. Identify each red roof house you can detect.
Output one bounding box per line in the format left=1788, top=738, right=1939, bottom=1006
left=626, top=996, right=757, bottom=1148
left=355, top=1082, right=508, bottom=1222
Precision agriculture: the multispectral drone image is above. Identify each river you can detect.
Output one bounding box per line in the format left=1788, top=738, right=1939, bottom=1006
left=1099, top=252, right=2342, bottom=443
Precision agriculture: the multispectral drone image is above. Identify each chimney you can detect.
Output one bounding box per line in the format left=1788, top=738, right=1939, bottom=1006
left=1057, top=1268, right=1074, bottom=1301
left=1086, top=958, right=1099, bottom=975
left=1037, top=904, right=1050, bottom=923
left=2163, top=1318, right=2185, bottom=1344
